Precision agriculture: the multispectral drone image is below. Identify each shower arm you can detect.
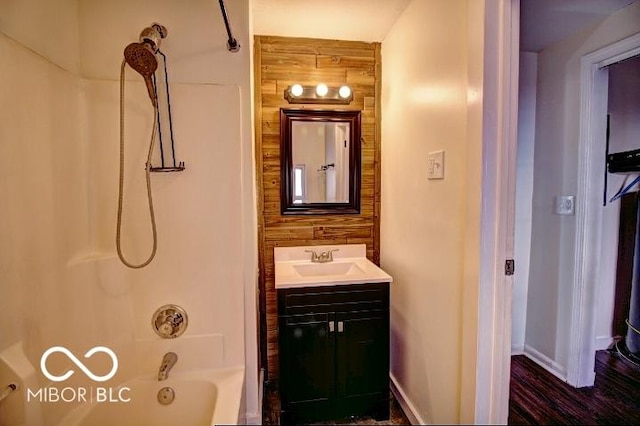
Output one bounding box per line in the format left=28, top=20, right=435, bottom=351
left=218, top=0, right=240, bottom=52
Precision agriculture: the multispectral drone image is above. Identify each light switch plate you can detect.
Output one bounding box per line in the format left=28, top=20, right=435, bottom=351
left=428, top=150, right=444, bottom=179
left=554, top=195, right=575, bottom=215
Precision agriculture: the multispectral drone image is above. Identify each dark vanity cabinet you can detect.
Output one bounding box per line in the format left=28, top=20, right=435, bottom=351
left=278, top=282, right=390, bottom=424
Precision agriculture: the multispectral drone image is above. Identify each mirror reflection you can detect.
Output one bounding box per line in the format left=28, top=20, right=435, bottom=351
left=291, top=121, right=350, bottom=204
left=280, top=109, right=361, bottom=215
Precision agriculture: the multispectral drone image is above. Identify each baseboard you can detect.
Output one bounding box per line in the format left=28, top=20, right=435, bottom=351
left=595, top=336, right=614, bottom=351
left=511, top=343, right=525, bottom=355
left=523, top=345, right=567, bottom=382
left=390, top=374, right=428, bottom=425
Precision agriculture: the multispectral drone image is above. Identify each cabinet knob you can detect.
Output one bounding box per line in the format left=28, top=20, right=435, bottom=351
left=329, top=321, right=335, bottom=332
left=337, top=321, right=344, bottom=333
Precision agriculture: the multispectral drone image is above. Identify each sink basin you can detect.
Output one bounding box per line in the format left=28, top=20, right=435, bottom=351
left=293, top=262, right=364, bottom=277
left=274, top=244, right=393, bottom=289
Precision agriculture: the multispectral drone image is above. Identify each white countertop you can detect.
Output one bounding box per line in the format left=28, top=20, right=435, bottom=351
left=274, top=244, right=393, bottom=289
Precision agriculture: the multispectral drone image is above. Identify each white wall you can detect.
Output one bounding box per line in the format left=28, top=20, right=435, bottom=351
left=381, top=0, right=482, bottom=423
left=0, top=0, right=259, bottom=424
left=0, top=2, right=87, bottom=425
left=0, top=0, right=83, bottom=350
left=0, top=0, right=80, bottom=73
left=526, top=1, right=640, bottom=375
left=512, top=52, right=537, bottom=353
left=459, top=0, right=483, bottom=420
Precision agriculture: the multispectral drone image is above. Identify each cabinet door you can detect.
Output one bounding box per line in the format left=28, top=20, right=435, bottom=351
left=279, top=312, right=335, bottom=407
left=335, top=310, right=389, bottom=401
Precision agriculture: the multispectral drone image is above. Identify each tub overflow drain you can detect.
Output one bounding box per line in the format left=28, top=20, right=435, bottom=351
left=157, top=386, right=175, bottom=405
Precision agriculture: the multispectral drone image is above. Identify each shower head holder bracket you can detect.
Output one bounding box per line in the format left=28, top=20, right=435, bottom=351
left=139, top=23, right=167, bottom=53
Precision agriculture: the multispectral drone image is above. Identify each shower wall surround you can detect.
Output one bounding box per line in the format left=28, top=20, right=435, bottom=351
left=0, top=0, right=258, bottom=424
left=253, top=36, right=382, bottom=379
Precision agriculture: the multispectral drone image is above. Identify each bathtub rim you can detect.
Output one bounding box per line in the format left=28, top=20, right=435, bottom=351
left=57, top=365, right=245, bottom=426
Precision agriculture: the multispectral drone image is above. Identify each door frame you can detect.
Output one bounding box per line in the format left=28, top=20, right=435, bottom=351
left=475, top=0, right=519, bottom=423
left=478, top=10, right=640, bottom=424
left=568, top=32, right=640, bottom=388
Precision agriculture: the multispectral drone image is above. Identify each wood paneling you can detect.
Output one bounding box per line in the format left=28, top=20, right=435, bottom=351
left=254, top=36, right=382, bottom=379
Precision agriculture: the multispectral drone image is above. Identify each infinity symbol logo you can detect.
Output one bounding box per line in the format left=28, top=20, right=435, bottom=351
left=40, top=346, right=118, bottom=382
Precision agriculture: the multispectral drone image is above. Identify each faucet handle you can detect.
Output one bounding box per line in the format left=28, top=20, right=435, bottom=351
left=305, top=249, right=319, bottom=262
left=327, top=248, right=339, bottom=261
left=152, top=305, right=188, bottom=339
left=158, top=322, right=175, bottom=337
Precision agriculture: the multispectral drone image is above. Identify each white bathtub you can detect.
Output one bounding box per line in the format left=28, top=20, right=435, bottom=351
left=58, top=367, right=244, bottom=426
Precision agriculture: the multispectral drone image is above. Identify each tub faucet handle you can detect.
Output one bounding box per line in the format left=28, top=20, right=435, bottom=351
left=152, top=305, right=188, bottom=339
left=158, top=321, right=175, bottom=337
left=158, top=313, right=183, bottom=337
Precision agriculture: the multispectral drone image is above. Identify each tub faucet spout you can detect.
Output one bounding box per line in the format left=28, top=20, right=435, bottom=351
left=158, top=352, right=178, bottom=381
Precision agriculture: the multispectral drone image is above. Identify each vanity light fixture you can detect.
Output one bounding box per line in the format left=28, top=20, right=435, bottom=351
left=315, top=83, right=329, bottom=96
left=338, top=85, right=351, bottom=99
left=290, top=83, right=304, bottom=97
left=284, top=83, right=354, bottom=105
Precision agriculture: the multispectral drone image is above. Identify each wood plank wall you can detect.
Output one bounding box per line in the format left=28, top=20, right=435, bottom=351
left=253, top=36, right=382, bottom=379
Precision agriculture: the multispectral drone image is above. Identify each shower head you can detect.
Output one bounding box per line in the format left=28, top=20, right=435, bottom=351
left=123, top=24, right=168, bottom=107
left=124, top=42, right=158, bottom=106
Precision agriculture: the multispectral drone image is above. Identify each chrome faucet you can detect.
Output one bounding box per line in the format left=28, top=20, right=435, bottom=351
left=158, top=352, right=178, bottom=381
left=305, top=248, right=339, bottom=263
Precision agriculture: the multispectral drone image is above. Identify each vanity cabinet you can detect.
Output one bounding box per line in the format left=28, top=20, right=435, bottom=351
left=278, top=282, right=390, bottom=424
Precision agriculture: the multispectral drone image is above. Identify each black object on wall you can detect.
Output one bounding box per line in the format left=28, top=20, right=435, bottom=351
left=608, top=148, right=640, bottom=174
left=613, top=192, right=638, bottom=337
left=615, top=192, right=640, bottom=366
left=218, top=0, right=240, bottom=52
left=626, top=196, right=640, bottom=355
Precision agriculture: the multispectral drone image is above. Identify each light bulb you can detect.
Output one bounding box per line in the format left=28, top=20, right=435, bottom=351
left=338, top=85, right=351, bottom=98
left=316, top=83, right=328, bottom=97
left=290, top=84, right=303, bottom=97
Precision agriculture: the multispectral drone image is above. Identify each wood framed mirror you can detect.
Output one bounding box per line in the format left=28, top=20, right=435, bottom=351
left=280, top=109, right=361, bottom=215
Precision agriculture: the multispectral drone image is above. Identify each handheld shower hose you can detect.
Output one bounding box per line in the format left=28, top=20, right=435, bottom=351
left=116, top=59, right=158, bottom=269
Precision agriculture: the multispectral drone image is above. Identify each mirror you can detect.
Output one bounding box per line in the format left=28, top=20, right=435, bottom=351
left=280, top=109, right=361, bottom=214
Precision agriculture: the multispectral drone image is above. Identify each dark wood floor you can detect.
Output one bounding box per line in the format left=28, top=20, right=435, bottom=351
left=509, top=348, right=640, bottom=425
left=263, top=348, right=640, bottom=425
left=262, top=381, right=411, bottom=425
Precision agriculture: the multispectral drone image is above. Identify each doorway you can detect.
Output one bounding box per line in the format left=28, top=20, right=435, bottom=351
left=513, top=0, right=640, bottom=387
left=569, top=33, right=640, bottom=386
